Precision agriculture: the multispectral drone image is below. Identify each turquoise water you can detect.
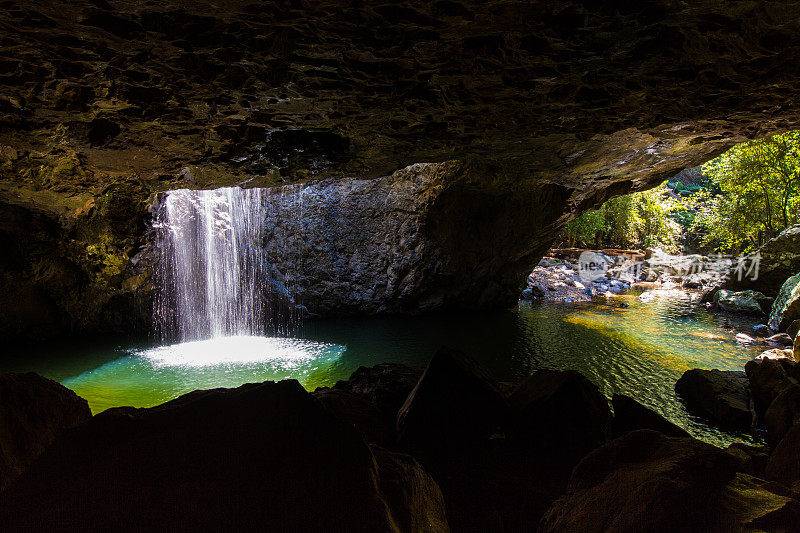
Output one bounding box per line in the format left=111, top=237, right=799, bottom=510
left=0, top=291, right=765, bottom=446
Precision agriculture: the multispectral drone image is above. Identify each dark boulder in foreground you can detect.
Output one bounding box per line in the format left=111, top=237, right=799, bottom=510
left=334, top=363, right=423, bottom=426
left=0, top=372, right=91, bottom=491
left=0, top=380, right=447, bottom=531
left=764, top=384, right=800, bottom=448
left=397, top=346, right=508, bottom=463
left=675, top=369, right=755, bottom=430
left=765, top=424, right=800, bottom=490
left=745, top=358, right=799, bottom=419
left=610, top=394, right=689, bottom=438
left=507, top=369, right=610, bottom=468
left=540, top=430, right=800, bottom=532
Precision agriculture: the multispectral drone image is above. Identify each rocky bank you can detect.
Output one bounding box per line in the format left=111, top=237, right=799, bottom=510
left=3, top=348, right=800, bottom=531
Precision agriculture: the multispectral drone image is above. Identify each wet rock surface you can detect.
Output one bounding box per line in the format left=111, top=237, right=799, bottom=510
left=0, top=372, right=91, bottom=491
left=540, top=430, right=800, bottom=532
left=675, top=369, right=755, bottom=430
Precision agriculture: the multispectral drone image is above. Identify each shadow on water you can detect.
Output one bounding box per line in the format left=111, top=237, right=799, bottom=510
left=0, top=291, right=766, bottom=447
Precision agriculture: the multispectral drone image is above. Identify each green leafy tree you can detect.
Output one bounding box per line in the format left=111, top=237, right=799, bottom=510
left=697, top=131, right=800, bottom=251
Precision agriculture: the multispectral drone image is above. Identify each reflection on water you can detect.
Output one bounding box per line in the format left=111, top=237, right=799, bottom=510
left=0, top=290, right=764, bottom=446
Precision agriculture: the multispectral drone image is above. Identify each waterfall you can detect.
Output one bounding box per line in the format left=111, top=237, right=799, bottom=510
left=153, top=187, right=272, bottom=341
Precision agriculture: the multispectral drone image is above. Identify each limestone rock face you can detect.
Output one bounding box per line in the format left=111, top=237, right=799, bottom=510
left=540, top=430, right=800, bottom=532
left=764, top=384, right=800, bottom=448
left=769, top=273, right=800, bottom=332
left=0, top=380, right=442, bottom=531
left=674, top=369, right=755, bottom=430
left=0, top=372, right=91, bottom=491
left=4, top=0, right=800, bottom=336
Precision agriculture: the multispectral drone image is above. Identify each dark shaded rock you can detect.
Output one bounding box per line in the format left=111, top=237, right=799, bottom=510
left=726, top=443, right=770, bottom=478
left=610, top=393, right=689, bottom=438
left=334, top=363, right=423, bottom=424
left=397, top=346, right=507, bottom=462
left=754, top=324, right=772, bottom=337
left=507, top=369, right=610, bottom=467
left=675, top=369, right=755, bottom=430
left=765, top=384, right=800, bottom=448
left=745, top=358, right=799, bottom=418
left=788, top=319, right=800, bottom=340
left=0, top=380, right=409, bottom=531
left=311, top=388, right=392, bottom=446
left=767, top=333, right=794, bottom=346
left=0, top=372, right=91, bottom=491
left=766, top=424, right=800, bottom=489
left=540, top=430, right=800, bottom=532
left=372, top=447, right=449, bottom=533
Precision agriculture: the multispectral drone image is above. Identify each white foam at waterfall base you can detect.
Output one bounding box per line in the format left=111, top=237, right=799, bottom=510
left=137, top=335, right=344, bottom=369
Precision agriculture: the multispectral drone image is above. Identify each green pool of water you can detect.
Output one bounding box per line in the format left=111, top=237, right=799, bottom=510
left=0, top=290, right=765, bottom=447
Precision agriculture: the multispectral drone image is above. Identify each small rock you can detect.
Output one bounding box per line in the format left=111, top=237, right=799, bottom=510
left=753, top=324, right=771, bottom=337
left=787, top=319, right=800, bottom=339
left=675, top=369, right=755, bottom=430
left=767, top=333, right=794, bottom=346
left=736, top=333, right=759, bottom=344
left=756, top=348, right=795, bottom=362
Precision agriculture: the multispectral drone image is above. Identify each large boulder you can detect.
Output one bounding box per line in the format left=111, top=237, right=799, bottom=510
left=610, top=394, right=689, bottom=438
left=397, top=346, right=508, bottom=463
left=371, top=447, right=449, bottom=533
left=334, top=363, right=423, bottom=424
left=769, top=273, right=800, bottom=332
left=745, top=358, right=799, bottom=418
left=507, top=370, right=610, bottom=467
left=674, top=369, right=755, bottom=430
left=721, top=225, right=800, bottom=297
left=764, top=384, right=800, bottom=448
left=765, top=424, right=800, bottom=489
left=714, top=289, right=771, bottom=315
left=539, top=430, right=800, bottom=532
left=0, top=372, right=91, bottom=491
left=0, top=380, right=439, bottom=531
left=311, top=388, right=393, bottom=446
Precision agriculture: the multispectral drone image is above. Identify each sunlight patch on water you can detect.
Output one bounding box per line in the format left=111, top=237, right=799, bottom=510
left=62, top=336, right=346, bottom=414
left=138, top=336, right=337, bottom=369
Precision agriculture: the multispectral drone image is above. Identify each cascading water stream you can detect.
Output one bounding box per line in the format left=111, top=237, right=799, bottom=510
left=153, top=186, right=272, bottom=342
